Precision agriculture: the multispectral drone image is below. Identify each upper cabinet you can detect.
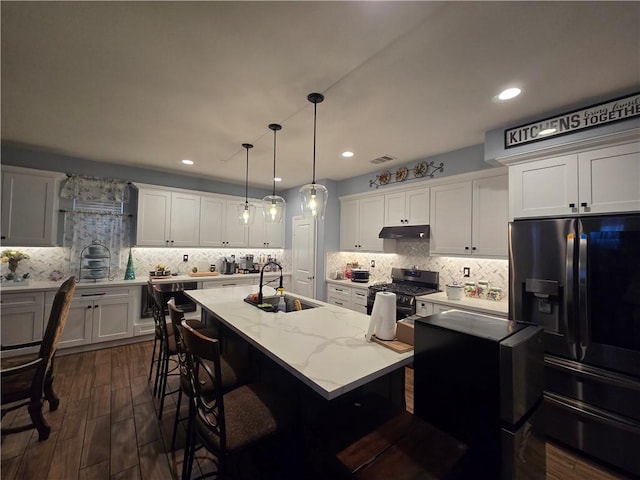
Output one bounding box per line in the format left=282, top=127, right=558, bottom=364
left=1, top=166, right=61, bottom=246
left=384, top=186, right=429, bottom=226
left=429, top=171, right=508, bottom=257
left=340, top=195, right=384, bottom=252
left=136, top=187, right=200, bottom=247
left=248, top=203, right=285, bottom=248
left=509, top=140, right=640, bottom=219
left=200, top=195, right=248, bottom=247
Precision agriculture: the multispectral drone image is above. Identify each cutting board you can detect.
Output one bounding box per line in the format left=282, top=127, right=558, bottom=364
left=371, top=335, right=413, bottom=353
left=188, top=271, right=220, bottom=277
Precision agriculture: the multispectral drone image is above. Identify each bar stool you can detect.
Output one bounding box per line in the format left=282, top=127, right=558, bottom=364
left=168, top=300, right=252, bottom=478
left=181, top=320, right=292, bottom=479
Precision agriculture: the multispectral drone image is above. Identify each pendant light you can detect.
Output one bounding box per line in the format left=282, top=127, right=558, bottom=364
left=300, top=92, right=328, bottom=219
left=237, top=143, right=255, bottom=226
left=262, top=123, right=286, bottom=223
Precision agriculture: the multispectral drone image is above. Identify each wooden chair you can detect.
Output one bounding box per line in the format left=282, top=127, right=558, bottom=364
left=147, top=280, right=168, bottom=395
left=181, top=320, right=292, bottom=479
left=1, top=276, right=77, bottom=441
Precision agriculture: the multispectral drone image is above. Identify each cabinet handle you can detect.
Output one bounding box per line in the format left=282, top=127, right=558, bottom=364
left=335, top=301, right=344, bottom=306
left=94, top=305, right=99, bottom=309
left=581, top=202, right=588, bottom=207
left=165, top=240, right=169, bottom=245
left=465, top=246, right=470, bottom=250
left=472, top=246, right=476, bottom=250
left=1, top=236, right=5, bottom=240
left=87, top=305, right=92, bottom=309
left=170, top=240, right=174, bottom=245
left=569, top=203, right=576, bottom=208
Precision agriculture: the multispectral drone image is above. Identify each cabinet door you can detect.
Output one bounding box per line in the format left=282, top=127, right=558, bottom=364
left=578, top=142, right=640, bottom=214
left=136, top=188, right=172, bottom=246
left=340, top=199, right=360, bottom=251
left=92, top=296, right=132, bottom=343
left=60, top=300, right=93, bottom=349
left=406, top=187, right=430, bottom=225
left=384, top=192, right=407, bottom=226
left=247, top=203, right=269, bottom=248
left=200, top=196, right=226, bottom=247
left=509, top=154, right=578, bottom=219
left=0, top=293, right=45, bottom=352
left=352, top=288, right=368, bottom=314
left=358, top=196, right=384, bottom=252
left=1, top=169, right=57, bottom=246
left=429, top=181, right=472, bottom=255
left=472, top=174, right=508, bottom=257
left=169, top=192, right=201, bottom=246
left=224, top=201, right=248, bottom=247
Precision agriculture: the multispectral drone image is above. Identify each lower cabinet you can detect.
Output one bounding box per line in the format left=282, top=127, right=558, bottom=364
left=326, top=283, right=369, bottom=313
left=0, top=291, right=46, bottom=356
left=55, top=287, right=135, bottom=349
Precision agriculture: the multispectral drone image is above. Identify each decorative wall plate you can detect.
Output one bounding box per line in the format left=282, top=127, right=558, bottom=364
left=413, top=162, right=427, bottom=177
left=378, top=171, right=391, bottom=185
left=395, top=167, right=408, bottom=182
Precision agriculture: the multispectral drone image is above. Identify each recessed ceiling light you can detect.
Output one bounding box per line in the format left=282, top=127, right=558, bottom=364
left=274, top=177, right=282, bottom=182
left=497, top=87, right=522, bottom=101
left=342, top=151, right=354, bottom=158
left=539, top=128, right=557, bottom=136
left=181, top=159, right=194, bottom=165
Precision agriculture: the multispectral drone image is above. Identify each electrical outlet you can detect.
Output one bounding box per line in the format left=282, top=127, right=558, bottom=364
left=463, top=267, right=470, bottom=277
left=370, top=260, right=375, bottom=268
left=183, top=254, right=189, bottom=262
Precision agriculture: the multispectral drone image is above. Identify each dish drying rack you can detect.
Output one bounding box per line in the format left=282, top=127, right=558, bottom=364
left=79, top=241, right=112, bottom=282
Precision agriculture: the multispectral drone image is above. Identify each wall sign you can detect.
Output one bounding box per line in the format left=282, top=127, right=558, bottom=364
left=504, top=92, right=640, bottom=149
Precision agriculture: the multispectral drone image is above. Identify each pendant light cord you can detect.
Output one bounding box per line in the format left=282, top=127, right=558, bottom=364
left=242, top=143, right=253, bottom=205
left=272, top=127, right=277, bottom=195
left=312, top=100, right=317, bottom=185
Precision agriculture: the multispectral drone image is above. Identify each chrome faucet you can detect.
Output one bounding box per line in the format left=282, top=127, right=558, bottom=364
left=257, top=261, right=283, bottom=304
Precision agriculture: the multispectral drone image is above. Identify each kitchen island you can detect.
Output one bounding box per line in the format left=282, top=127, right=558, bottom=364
left=186, top=285, right=412, bottom=401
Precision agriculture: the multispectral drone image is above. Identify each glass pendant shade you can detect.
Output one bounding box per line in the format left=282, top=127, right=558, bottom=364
left=301, top=92, right=328, bottom=219
left=238, top=143, right=254, bottom=226
left=238, top=201, right=255, bottom=226
left=300, top=182, right=328, bottom=219
left=262, top=123, right=286, bottom=224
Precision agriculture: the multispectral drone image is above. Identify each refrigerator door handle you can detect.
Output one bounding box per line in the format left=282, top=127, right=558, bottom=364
left=565, top=233, right=577, bottom=356
left=578, top=232, right=589, bottom=359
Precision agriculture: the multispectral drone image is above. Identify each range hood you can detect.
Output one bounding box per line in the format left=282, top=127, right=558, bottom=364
left=378, top=225, right=430, bottom=239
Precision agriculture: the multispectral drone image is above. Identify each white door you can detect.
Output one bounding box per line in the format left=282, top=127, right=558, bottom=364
left=292, top=215, right=316, bottom=298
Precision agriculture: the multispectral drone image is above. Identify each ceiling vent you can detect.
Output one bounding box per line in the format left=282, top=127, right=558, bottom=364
left=370, top=154, right=396, bottom=164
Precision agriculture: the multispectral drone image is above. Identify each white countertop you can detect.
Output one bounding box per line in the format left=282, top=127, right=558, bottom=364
left=186, top=286, right=412, bottom=401
left=325, top=278, right=373, bottom=289
left=0, top=272, right=286, bottom=293
left=415, top=291, right=509, bottom=317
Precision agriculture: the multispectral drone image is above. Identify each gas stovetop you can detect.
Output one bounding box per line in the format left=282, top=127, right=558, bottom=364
left=368, top=267, right=440, bottom=301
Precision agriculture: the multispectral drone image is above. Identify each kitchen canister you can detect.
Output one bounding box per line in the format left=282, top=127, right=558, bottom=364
left=366, top=291, right=397, bottom=341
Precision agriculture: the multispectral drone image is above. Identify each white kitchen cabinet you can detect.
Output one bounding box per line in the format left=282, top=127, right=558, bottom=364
left=248, top=203, right=285, bottom=248
left=509, top=141, right=640, bottom=218
left=384, top=187, right=429, bottom=226
left=340, top=195, right=384, bottom=252
left=136, top=187, right=201, bottom=247
left=202, top=277, right=255, bottom=289
left=1, top=166, right=61, bottom=246
left=200, top=195, right=248, bottom=247
left=55, top=287, right=134, bottom=349
left=429, top=173, right=508, bottom=257
left=326, top=283, right=369, bottom=313
left=327, top=283, right=352, bottom=309
left=351, top=286, right=369, bottom=314
left=0, top=291, right=46, bottom=356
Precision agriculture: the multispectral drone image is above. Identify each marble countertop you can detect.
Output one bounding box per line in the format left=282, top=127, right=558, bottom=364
left=325, top=278, right=373, bottom=288
left=186, top=285, right=413, bottom=401
left=415, top=291, right=509, bottom=317
left=0, top=272, right=287, bottom=293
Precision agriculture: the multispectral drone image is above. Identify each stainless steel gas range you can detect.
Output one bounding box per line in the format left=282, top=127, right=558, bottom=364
left=367, top=267, right=439, bottom=320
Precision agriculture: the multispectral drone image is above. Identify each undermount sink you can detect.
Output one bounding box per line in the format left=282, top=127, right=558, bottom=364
left=244, top=294, right=318, bottom=313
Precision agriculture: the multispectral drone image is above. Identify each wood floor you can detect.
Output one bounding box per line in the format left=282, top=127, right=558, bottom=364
left=1, top=341, right=630, bottom=479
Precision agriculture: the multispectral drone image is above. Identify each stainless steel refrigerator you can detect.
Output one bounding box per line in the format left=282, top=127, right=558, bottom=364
left=413, top=311, right=546, bottom=479
left=509, top=214, right=640, bottom=477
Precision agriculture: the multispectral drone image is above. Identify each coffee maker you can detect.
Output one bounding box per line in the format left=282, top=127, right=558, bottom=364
left=221, top=256, right=236, bottom=275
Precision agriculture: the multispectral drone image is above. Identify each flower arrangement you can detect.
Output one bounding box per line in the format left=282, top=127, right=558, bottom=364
left=1, top=250, right=30, bottom=281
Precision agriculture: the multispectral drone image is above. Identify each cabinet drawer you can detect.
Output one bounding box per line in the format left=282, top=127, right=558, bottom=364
left=328, top=285, right=352, bottom=300
left=1, top=291, right=45, bottom=308
left=352, top=288, right=368, bottom=306
left=327, top=295, right=351, bottom=309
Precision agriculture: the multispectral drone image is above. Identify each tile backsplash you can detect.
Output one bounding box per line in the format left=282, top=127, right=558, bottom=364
left=2, top=247, right=288, bottom=282
left=326, top=240, right=508, bottom=295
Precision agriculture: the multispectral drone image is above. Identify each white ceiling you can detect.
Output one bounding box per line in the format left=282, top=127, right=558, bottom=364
left=2, top=1, right=639, bottom=190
